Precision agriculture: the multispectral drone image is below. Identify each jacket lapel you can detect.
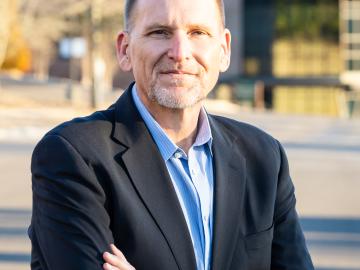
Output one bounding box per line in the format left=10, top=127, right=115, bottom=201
left=209, top=117, right=247, bottom=270
left=111, top=87, right=197, bottom=270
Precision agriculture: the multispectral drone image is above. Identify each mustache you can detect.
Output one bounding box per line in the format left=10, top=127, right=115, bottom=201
left=155, top=63, right=199, bottom=75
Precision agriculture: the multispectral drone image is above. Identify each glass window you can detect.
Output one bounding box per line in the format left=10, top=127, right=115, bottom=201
left=342, top=0, right=360, bottom=71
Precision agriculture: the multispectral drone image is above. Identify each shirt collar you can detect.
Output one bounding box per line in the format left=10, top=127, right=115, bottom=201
left=194, top=108, right=213, bottom=153
left=131, top=84, right=213, bottom=160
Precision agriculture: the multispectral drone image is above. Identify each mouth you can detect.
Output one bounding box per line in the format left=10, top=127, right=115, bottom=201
left=160, top=70, right=196, bottom=76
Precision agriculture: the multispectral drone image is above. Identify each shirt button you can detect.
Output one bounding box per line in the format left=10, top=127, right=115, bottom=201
left=174, top=152, right=182, bottom=159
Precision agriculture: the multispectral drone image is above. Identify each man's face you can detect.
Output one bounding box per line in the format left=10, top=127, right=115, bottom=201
left=118, top=0, right=231, bottom=109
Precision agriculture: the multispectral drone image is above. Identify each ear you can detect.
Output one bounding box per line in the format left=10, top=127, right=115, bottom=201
left=219, top=28, right=231, bottom=72
left=116, top=31, right=132, bottom=72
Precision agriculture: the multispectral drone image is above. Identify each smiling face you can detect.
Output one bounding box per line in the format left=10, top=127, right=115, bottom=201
left=117, top=0, right=231, bottom=110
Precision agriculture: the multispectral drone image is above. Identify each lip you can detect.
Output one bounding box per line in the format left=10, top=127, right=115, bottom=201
left=160, top=70, right=196, bottom=75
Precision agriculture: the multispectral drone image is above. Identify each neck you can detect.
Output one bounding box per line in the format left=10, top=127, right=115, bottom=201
left=141, top=96, right=202, bottom=154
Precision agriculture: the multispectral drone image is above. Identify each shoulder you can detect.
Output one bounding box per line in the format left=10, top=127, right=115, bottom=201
left=51, top=106, right=114, bottom=138
left=209, top=114, right=280, bottom=151
left=33, top=105, right=116, bottom=157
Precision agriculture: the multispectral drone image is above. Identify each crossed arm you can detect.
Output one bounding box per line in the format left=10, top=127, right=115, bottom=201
left=30, top=133, right=312, bottom=269
left=30, top=134, right=140, bottom=270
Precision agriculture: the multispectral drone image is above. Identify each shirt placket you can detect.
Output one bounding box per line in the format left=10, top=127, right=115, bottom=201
left=188, top=147, right=212, bottom=270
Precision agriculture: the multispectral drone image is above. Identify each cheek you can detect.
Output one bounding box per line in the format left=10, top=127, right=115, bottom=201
left=194, top=42, right=222, bottom=70
left=131, top=43, right=167, bottom=76
left=196, top=46, right=222, bottom=91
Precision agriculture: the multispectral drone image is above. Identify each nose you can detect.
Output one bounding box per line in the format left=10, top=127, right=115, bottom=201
left=167, top=31, right=192, bottom=62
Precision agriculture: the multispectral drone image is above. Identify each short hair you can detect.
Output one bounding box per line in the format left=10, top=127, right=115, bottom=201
left=124, top=0, right=225, bottom=30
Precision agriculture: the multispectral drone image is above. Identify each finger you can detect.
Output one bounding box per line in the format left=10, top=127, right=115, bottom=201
left=103, top=262, right=136, bottom=270
left=110, top=244, right=127, bottom=261
left=103, top=252, right=131, bottom=269
left=103, top=262, right=128, bottom=270
left=103, top=262, right=117, bottom=270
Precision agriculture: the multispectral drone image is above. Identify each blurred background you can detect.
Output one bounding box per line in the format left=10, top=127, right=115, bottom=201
left=0, top=0, right=360, bottom=269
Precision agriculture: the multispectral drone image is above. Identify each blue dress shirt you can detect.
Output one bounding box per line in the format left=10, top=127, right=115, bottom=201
left=132, top=85, right=214, bottom=270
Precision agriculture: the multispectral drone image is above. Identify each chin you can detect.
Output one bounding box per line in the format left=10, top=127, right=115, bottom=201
left=152, top=90, right=203, bottom=109
left=158, top=98, right=202, bottom=109
left=149, top=80, right=206, bottom=108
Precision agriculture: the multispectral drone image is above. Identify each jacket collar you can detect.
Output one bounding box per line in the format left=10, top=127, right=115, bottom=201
left=209, top=116, right=247, bottom=270
left=112, top=84, right=198, bottom=270
left=112, top=84, right=247, bottom=270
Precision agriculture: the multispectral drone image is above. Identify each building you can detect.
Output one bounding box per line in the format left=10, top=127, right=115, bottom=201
left=340, top=0, right=360, bottom=89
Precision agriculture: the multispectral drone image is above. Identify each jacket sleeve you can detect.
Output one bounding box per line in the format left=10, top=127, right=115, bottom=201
left=29, top=134, right=114, bottom=270
left=271, top=141, right=314, bottom=270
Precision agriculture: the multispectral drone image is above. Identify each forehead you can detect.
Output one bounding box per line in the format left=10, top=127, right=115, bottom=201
left=131, top=0, right=222, bottom=30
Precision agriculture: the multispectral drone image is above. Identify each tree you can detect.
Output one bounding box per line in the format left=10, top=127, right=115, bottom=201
left=18, top=0, right=73, bottom=78
left=18, top=0, right=124, bottom=82
left=0, top=0, right=17, bottom=69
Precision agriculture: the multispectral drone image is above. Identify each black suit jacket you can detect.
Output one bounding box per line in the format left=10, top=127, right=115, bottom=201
left=29, top=84, right=314, bottom=270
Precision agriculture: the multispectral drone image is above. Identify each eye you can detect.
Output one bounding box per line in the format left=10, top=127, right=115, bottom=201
left=190, top=30, right=209, bottom=37
left=149, top=29, right=170, bottom=37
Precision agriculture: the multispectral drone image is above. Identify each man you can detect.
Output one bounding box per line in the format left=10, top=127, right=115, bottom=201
left=29, top=0, right=314, bottom=269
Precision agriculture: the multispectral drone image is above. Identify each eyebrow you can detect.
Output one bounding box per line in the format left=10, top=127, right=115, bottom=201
left=143, top=23, right=214, bottom=33
left=143, top=24, right=173, bottom=32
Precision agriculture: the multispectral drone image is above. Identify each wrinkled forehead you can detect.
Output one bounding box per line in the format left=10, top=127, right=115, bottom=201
left=130, top=0, right=223, bottom=31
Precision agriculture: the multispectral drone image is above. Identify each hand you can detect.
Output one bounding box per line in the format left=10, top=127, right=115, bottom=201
left=103, top=244, right=136, bottom=270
